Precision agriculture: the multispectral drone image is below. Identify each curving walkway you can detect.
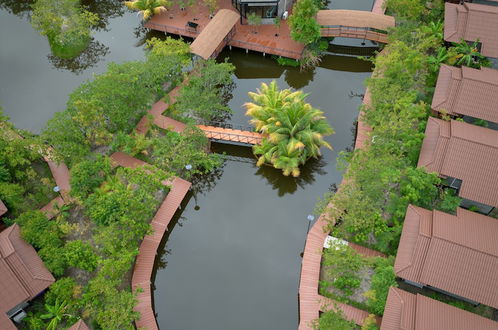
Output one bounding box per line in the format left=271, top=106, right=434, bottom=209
left=298, top=87, right=376, bottom=329
left=110, top=151, right=192, bottom=330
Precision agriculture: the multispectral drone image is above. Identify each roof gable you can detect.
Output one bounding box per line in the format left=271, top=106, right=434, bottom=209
left=395, top=205, right=498, bottom=309
left=444, top=3, right=498, bottom=58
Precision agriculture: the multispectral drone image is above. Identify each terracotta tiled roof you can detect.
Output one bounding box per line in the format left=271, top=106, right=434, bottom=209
left=381, top=287, right=498, bottom=330
left=418, top=117, right=498, bottom=207
left=190, top=9, right=239, bottom=60
left=316, top=10, right=395, bottom=30
left=0, top=199, right=7, bottom=217
left=444, top=2, right=498, bottom=58
left=68, top=319, right=90, bottom=330
left=395, top=205, right=498, bottom=309
left=0, top=224, right=54, bottom=328
left=432, top=64, right=498, bottom=123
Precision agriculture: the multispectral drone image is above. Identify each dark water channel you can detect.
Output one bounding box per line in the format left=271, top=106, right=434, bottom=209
left=0, top=1, right=372, bottom=329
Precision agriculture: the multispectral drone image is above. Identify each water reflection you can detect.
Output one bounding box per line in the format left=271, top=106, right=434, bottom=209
left=0, top=0, right=33, bottom=18
left=81, top=0, right=125, bottom=31
left=211, top=143, right=327, bottom=196
left=48, top=39, right=109, bottom=74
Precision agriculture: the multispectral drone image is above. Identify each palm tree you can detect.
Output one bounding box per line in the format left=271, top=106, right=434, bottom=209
left=124, top=0, right=170, bottom=20
left=40, top=299, right=69, bottom=330
left=451, top=39, right=489, bottom=68
left=245, top=81, right=334, bottom=177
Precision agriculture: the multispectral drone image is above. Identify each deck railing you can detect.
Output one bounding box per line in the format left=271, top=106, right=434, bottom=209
left=320, top=26, right=389, bottom=43
left=228, top=38, right=304, bottom=59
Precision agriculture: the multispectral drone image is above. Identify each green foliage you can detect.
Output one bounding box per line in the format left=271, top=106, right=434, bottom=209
left=70, top=155, right=112, bottom=199
left=149, top=126, right=223, bottom=179
left=124, top=0, right=170, bottom=20
left=175, top=59, right=235, bottom=123
left=45, top=277, right=80, bottom=307
left=42, top=38, right=189, bottom=166
left=40, top=299, right=69, bottom=330
left=85, top=166, right=166, bottom=226
left=314, top=307, right=357, bottom=330
left=322, top=241, right=365, bottom=296
left=473, top=118, right=489, bottom=128
left=364, top=257, right=397, bottom=315
left=361, top=314, right=380, bottom=330
left=64, top=240, right=100, bottom=272
left=15, top=211, right=63, bottom=249
left=322, top=1, right=446, bottom=253
left=288, top=0, right=321, bottom=45
left=245, top=81, right=334, bottom=177
left=435, top=188, right=462, bottom=214
left=31, top=0, right=99, bottom=59
left=448, top=39, right=490, bottom=69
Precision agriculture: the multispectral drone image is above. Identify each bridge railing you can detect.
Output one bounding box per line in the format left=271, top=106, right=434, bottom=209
left=228, top=39, right=304, bottom=59
left=206, top=131, right=262, bottom=145
left=320, top=26, right=389, bottom=43
left=145, top=21, right=199, bottom=38
left=206, top=121, right=256, bottom=132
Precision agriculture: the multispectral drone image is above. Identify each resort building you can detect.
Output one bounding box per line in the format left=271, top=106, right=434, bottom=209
left=432, top=64, right=498, bottom=124
left=381, top=287, right=498, bottom=330
left=0, top=224, right=55, bottom=329
left=418, top=117, right=498, bottom=213
left=231, top=0, right=292, bottom=23
left=68, top=319, right=90, bottom=330
left=394, top=205, right=498, bottom=309
left=444, top=2, right=498, bottom=58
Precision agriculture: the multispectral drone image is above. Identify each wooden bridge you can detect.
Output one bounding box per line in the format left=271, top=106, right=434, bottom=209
left=317, top=10, right=395, bottom=44
left=197, top=123, right=263, bottom=145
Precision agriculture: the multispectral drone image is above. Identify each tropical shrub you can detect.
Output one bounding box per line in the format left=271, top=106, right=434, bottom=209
left=124, top=0, right=171, bottom=20
left=64, top=240, right=100, bottom=272
left=245, top=81, right=334, bottom=177
left=149, top=126, right=223, bottom=179
left=288, top=0, right=321, bottom=45
left=364, top=257, right=397, bottom=315
left=175, top=59, right=235, bottom=123
left=70, top=155, right=112, bottom=199
left=313, top=307, right=356, bottom=330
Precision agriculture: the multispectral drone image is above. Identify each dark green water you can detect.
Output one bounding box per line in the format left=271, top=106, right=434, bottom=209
left=0, top=1, right=372, bottom=329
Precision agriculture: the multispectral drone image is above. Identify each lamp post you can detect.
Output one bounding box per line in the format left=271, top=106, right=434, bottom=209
left=301, top=214, right=315, bottom=258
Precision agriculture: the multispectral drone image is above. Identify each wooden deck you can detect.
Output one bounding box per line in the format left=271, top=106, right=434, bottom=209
left=145, top=0, right=305, bottom=59
left=109, top=151, right=192, bottom=330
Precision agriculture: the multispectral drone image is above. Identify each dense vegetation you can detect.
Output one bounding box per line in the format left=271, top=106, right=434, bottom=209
left=320, top=241, right=396, bottom=316
left=124, top=0, right=170, bottom=20
left=0, top=37, right=233, bottom=328
left=0, top=113, right=57, bottom=217
left=245, top=81, right=334, bottom=177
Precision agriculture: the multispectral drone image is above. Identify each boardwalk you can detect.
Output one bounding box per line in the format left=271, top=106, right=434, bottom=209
left=109, top=152, right=192, bottom=330
left=298, top=64, right=381, bottom=329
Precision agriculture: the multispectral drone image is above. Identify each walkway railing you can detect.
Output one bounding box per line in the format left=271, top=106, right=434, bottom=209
left=320, top=26, right=389, bottom=44
left=228, top=38, right=304, bottom=59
